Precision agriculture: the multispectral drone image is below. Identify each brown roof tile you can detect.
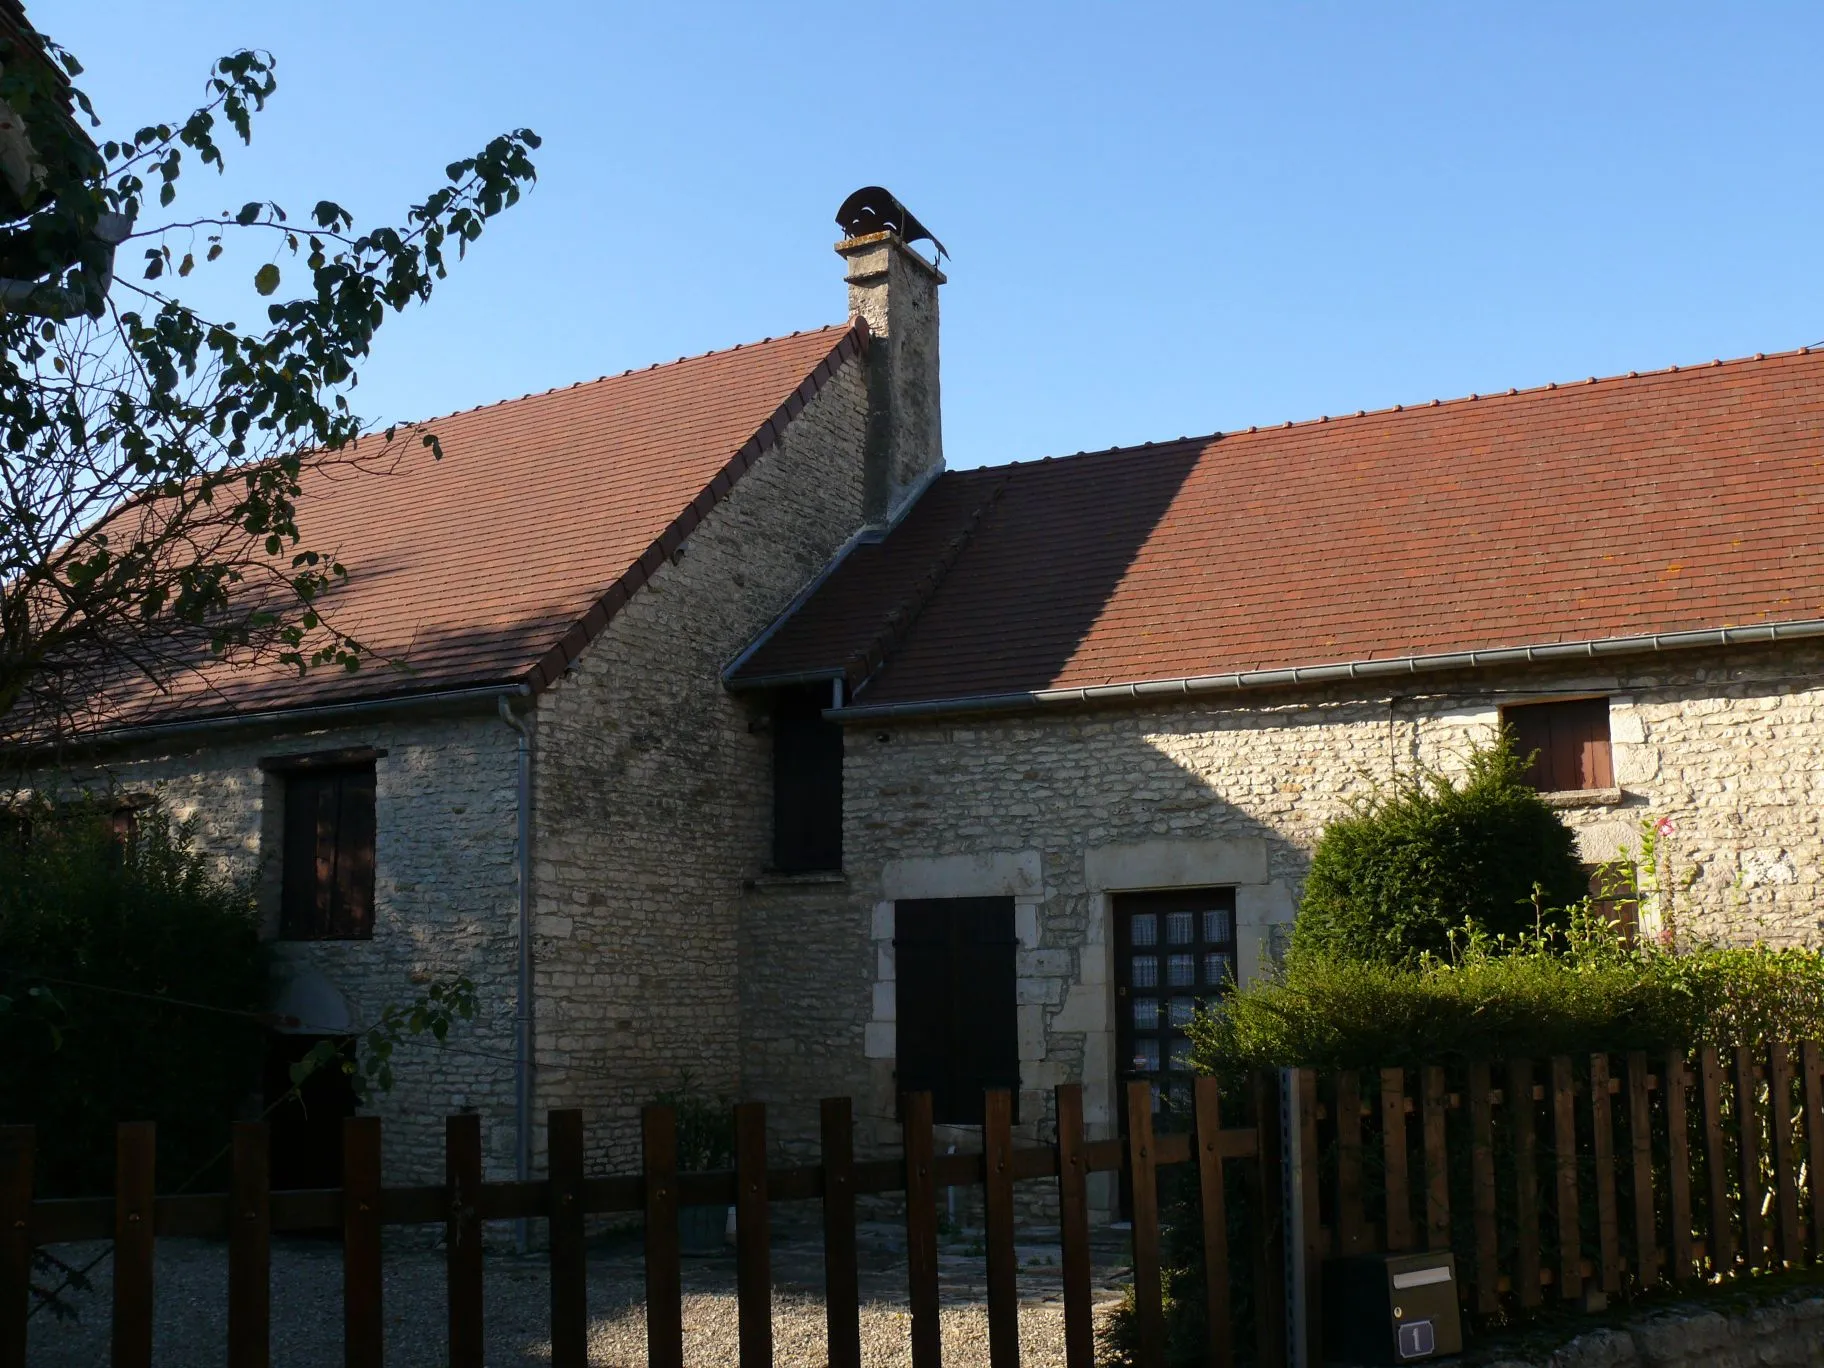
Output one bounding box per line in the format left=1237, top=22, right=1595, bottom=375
left=87, top=323, right=865, bottom=730
left=731, top=347, right=1824, bottom=708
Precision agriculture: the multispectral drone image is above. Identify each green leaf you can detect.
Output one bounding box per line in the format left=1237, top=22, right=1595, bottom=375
left=254, top=263, right=281, bottom=296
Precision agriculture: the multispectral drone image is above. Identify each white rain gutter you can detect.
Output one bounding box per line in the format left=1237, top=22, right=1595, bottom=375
left=825, top=619, right=1824, bottom=723
left=6, top=681, right=534, bottom=755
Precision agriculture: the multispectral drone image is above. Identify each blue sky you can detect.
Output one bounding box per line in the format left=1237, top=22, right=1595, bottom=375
left=38, top=2, right=1824, bottom=470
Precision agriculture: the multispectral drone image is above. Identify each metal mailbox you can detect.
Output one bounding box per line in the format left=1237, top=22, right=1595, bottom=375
left=1322, top=1251, right=1463, bottom=1365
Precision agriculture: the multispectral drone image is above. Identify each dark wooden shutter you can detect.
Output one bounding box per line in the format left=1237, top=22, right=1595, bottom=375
left=894, top=897, right=1017, bottom=1125
left=952, top=899, right=1019, bottom=1125
left=894, top=901, right=953, bottom=1109
left=772, top=686, right=843, bottom=872
left=1507, top=698, right=1612, bottom=791
left=332, top=767, right=376, bottom=937
left=280, top=765, right=375, bottom=939
left=281, top=772, right=326, bottom=938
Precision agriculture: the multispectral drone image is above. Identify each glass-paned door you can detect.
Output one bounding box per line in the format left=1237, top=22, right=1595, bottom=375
left=1114, top=887, right=1239, bottom=1119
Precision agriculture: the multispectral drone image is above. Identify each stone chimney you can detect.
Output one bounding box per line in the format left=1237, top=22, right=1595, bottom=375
left=834, top=189, right=945, bottom=524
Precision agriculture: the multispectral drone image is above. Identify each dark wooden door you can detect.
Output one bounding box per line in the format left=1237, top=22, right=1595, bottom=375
left=263, top=1032, right=357, bottom=1190
left=1113, top=887, right=1238, bottom=1214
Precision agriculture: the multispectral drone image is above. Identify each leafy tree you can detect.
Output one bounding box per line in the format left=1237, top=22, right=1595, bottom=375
left=0, top=23, right=539, bottom=745
left=1290, top=735, right=1587, bottom=965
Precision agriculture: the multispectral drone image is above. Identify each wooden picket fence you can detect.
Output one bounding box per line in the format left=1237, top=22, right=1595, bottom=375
left=2, top=1077, right=1282, bottom=1368
left=12, top=1042, right=1823, bottom=1368
left=1285, top=1042, right=1824, bottom=1352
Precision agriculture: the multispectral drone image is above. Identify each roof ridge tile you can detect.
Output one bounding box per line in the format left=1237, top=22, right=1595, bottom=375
left=967, top=343, right=1821, bottom=479
left=387, top=323, right=851, bottom=431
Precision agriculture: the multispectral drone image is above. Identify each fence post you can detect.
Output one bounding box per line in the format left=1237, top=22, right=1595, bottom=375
left=1053, top=1084, right=1096, bottom=1368
left=1625, top=1052, right=1657, bottom=1288
left=642, top=1105, right=683, bottom=1368
left=112, top=1121, right=156, bottom=1368
left=1294, top=1067, right=1323, bottom=1368
left=820, top=1098, right=862, bottom=1368
left=1334, top=1071, right=1367, bottom=1254
left=734, top=1102, right=772, bottom=1368
left=1507, top=1059, right=1542, bottom=1308
left=1589, top=1054, right=1621, bottom=1295
left=1193, top=1076, right=1232, bottom=1368
left=228, top=1121, right=271, bottom=1368
left=1733, top=1047, right=1765, bottom=1267
left=1466, top=1061, right=1499, bottom=1315
left=1698, top=1048, right=1733, bottom=1271
left=1381, top=1068, right=1412, bottom=1254
left=901, top=1091, right=941, bottom=1368
left=548, top=1109, right=587, bottom=1368
left=1548, top=1057, right=1581, bottom=1301
left=1126, top=1079, right=1164, bottom=1368
left=343, top=1116, right=384, bottom=1368
left=1664, top=1050, right=1695, bottom=1283
left=446, top=1113, right=484, bottom=1368
left=1802, top=1042, right=1824, bottom=1264
left=0, top=1127, right=32, bottom=1368
left=1767, top=1045, right=1802, bottom=1267
left=1421, top=1066, right=1450, bottom=1254
left=1253, top=1072, right=1287, bottom=1368
left=982, top=1090, right=1019, bottom=1368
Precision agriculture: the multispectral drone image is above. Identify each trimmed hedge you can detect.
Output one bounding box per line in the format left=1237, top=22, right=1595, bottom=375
left=0, top=799, right=268, bottom=1195
left=1291, top=739, right=1587, bottom=965
left=1195, top=915, right=1824, bottom=1073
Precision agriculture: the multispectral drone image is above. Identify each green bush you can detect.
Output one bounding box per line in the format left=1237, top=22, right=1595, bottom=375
left=1292, top=738, right=1587, bottom=965
left=0, top=798, right=268, bottom=1195
left=1195, top=914, right=1824, bottom=1073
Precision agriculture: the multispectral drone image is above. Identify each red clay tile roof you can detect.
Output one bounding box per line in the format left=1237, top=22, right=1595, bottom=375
left=730, top=347, right=1824, bottom=709
left=86, top=322, right=866, bottom=730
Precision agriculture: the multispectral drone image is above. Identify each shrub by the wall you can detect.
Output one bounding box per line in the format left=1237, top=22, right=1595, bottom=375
left=1291, top=738, right=1588, bottom=965
left=0, top=799, right=268, bottom=1195
left=1195, top=917, right=1824, bottom=1073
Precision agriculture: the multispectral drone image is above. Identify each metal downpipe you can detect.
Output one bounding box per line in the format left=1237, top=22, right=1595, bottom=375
left=498, top=695, right=534, bottom=1248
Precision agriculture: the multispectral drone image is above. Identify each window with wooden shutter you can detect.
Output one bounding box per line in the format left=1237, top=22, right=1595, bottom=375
left=771, top=684, right=843, bottom=873
left=1502, top=697, right=1613, bottom=792
left=893, top=896, right=1019, bottom=1125
left=279, top=763, right=376, bottom=940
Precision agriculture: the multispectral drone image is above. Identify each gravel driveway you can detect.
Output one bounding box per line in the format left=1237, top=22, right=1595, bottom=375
left=28, top=1218, right=1134, bottom=1366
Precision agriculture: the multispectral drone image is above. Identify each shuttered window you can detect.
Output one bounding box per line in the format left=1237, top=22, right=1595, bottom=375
left=894, top=897, right=1019, bottom=1125
left=1503, top=697, right=1613, bottom=792
left=280, top=764, right=376, bottom=940
left=771, top=685, right=843, bottom=873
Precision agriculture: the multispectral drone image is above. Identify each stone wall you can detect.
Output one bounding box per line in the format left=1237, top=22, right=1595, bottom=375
left=531, top=353, right=870, bottom=1171
left=740, top=642, right=1824, bottom=1211
left=11, top=707, right=522, bottom=1181
left=1479, top=1293, right=1824, bottom=1368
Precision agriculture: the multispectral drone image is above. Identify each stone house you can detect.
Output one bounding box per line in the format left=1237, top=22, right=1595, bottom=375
left=728, top=330, right=1824, bottom=1209
left=16, top=194, right=1824, bottom=1210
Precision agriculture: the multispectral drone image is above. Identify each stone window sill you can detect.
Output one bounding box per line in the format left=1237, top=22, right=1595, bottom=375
left=1539, top=787, right=1625, bottom=810
left=745, top=870, right=849, bottom=890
